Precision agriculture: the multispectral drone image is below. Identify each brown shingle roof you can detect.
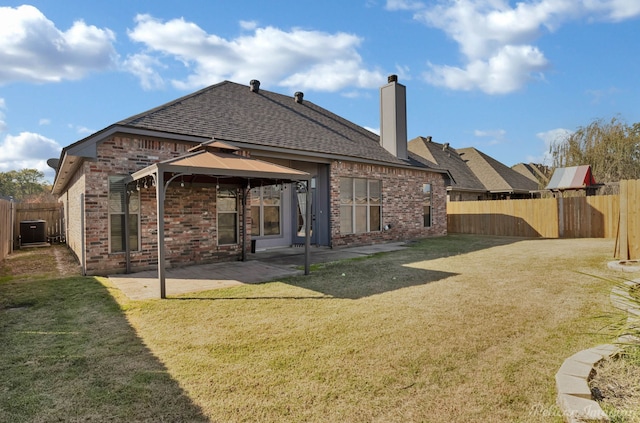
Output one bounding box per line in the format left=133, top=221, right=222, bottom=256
left=408, top=137, right=485, bottom=191
left=118, top=80, right=409, bottom=166
left=457, top=147, right=538, bottom=193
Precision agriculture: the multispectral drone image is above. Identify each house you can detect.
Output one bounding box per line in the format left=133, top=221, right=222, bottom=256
left=512, top=162, right=551, bottom=190
left=52, top=75, right=448, bottom=278
left=408, top=136, right=538, bottom=201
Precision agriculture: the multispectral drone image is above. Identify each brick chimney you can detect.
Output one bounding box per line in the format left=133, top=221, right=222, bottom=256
left=379, top=74, right=407, bottom=159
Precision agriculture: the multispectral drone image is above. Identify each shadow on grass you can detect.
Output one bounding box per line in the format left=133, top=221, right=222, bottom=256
left=0, top=276, right=209, bottom=423
left=267, top=235, right=525, bottom=299
left=169, top=235, right=526, bottom=300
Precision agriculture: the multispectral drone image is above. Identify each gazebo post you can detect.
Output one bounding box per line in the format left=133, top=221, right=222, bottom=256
left=304, top=178, right=312, bottom=275
left=155, top=167, right=167, bottom=299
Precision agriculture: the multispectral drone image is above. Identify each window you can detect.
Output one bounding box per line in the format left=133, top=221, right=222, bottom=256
left=217, top=188, right=238, bottom=245
left=109, top=176, right=140, bottom=253
left=423, top=183, right=432, bottom=227
left=340, top=177, right=381, bottom=234
left=250, top=185, right=282, bottom=236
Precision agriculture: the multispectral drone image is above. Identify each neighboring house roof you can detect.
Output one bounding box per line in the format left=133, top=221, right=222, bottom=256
left=512, top=163, right=551, bottom=187
left=407, top=137, right=486, bottom=192
left=456, top=147, right=538, bottom=193
left=53, top=80, right=445, bottom=194
left=546, top=165, right=596, bottom=190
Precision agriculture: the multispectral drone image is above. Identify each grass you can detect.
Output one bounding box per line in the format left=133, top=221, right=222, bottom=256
left=0, top=247, right=208, bottom=422
left=0, top=236, right=633, bottom=422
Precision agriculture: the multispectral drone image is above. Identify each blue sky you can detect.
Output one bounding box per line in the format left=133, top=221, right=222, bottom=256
left=1, top=1, right=639, bottom=183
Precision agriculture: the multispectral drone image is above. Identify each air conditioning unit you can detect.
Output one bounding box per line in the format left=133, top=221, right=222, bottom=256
left=20, top=220, right=47, bottom=245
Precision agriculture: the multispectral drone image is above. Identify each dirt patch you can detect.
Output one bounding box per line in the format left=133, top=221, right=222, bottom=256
left=590, top=348, right=640, bottom=422
left=1, top=245, right=81, bottom=279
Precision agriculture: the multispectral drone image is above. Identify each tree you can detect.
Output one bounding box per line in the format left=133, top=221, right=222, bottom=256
left=550, top=117, right=640, bottom=183
left=0, top=169, right=51, bottom=201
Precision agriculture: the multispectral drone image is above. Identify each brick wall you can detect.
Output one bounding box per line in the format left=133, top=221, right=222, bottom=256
left=79, top=135, right=247, bottom=275
left=58, top=165, right=85, bottom=267
left=329, top=160, right=447, bottom=247
left=64, top=134, right=446, bottom=274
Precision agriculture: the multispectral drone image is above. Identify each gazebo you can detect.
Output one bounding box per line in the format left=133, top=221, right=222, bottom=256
left=129, top=140, right=311, bottom=299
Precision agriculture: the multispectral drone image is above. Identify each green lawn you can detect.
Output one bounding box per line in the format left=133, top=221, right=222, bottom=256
left=0, top=236, right=632, bottom=422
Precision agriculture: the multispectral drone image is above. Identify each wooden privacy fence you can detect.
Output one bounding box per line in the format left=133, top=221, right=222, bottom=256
left=14, top=203, right=64, bottom=246
left=615, top=179, right=640, bottom=260
left=447, top=195, right=620, bottom=239
left=0, top=199, right=12, bottom=261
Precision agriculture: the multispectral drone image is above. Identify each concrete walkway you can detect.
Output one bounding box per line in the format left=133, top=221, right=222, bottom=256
left=108, top=242, right=407, bottom=300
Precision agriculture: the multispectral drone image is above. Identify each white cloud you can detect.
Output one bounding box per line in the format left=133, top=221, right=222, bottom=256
left=584, top=0, right=640, bottom=21
left=0, top=132, right=62, bottom=175
left=75, top=126, right=94, bottom=135
left=0, top=5, right=117, bottom=84
left=474, top=128, right=507, bottom=146
left=405, top=0, right=640, bottom=94
left=425, top=45, right=547, bottom=94
left=239, top=20, right=258, bottom=31
left=474, top=128, right=506, bottom=138
left=0, top=98, right=6, bottom=132
left=125, top=14, right=385, bottom=92
left=535, top=127, right=572, bottom=164
left=122, top=53, right=166, bottom=90
left=385, top=0, right=425, bottom=11
left=39, top=118, right=51, bottom=126
left=67, top=124, right=95, bottom=135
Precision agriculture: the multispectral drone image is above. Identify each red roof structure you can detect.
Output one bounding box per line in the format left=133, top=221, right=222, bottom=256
left=546, top=165, right=596, bottom=190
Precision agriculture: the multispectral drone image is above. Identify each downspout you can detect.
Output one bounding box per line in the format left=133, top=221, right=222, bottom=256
left=80, top=193, right=86, bottom=276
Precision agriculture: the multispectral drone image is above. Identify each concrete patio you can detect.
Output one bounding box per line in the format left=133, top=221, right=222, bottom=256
left=108, top=242, right=408, bottom=300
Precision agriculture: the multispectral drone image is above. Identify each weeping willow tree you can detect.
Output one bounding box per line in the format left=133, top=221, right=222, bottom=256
left=550, top=117, right=640, bottom=183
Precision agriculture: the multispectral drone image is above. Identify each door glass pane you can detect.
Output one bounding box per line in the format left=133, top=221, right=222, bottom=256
left=250, top=187, right=260, bottom=207
left=263, top=206, right=280, bottom=235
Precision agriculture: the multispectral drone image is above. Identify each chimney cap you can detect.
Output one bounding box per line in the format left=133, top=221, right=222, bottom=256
left=294, top=91, right=304, bottom=104
left=249, top=79, right=260, bottom=92
left=387, top=74, right=398, bottom=83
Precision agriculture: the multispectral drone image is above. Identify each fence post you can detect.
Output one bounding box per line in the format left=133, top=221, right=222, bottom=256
left=619, top=180, right=629, bottom=260
left=557, top=196, right=564, bottom=238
